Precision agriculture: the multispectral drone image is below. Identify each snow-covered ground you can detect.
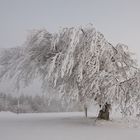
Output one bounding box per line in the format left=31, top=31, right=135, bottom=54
left=0, top=111, right=140, bottom=140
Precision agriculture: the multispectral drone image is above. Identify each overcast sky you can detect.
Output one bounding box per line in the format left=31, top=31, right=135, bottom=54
left=0, top=0, right=140, bottom=59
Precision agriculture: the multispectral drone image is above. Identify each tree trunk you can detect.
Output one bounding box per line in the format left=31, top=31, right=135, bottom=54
left=84, top=106, right=88, bottom=118
left=97, top=103, right=110, bottom=120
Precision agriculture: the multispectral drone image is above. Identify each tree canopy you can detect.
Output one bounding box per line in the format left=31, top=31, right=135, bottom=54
left=0, top=24, right=140, bottom=116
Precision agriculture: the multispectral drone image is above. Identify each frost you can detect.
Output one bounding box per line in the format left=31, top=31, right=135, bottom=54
left=0, top=24, right=140, bottom=116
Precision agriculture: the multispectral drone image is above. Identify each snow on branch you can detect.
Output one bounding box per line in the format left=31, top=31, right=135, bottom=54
left=0, top=25, right=140, bottom=116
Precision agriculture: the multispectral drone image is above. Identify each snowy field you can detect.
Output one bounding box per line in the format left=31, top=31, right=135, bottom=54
left=0, top=112, right=140, bottom=140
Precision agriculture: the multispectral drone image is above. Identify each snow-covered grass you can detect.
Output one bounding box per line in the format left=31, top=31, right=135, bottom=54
left=0, top=111, right=140, bottom=140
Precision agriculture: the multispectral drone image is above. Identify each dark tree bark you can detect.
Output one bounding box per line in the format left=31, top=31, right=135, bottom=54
left=97, top=103, right=110, bottom=120
left=84, top=106, right=88, bottom=118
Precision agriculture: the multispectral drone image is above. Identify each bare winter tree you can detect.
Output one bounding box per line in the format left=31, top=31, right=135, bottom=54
left=0, top=24, right=140, bottom=120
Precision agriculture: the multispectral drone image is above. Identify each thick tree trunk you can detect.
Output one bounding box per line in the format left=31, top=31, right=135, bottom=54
left=97, top=103, right=110, bottom=120
left=84, top=106, right=88, bottom=118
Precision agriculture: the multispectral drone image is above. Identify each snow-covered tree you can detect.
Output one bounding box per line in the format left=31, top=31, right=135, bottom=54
left=0, top=24, right=140, bottom=120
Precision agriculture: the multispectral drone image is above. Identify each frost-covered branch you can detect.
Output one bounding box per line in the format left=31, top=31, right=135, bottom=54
left=0, top=25, right=139, bottom=116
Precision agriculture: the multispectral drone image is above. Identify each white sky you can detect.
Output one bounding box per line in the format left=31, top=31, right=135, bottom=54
left=0, top=0, right=140, bottom=59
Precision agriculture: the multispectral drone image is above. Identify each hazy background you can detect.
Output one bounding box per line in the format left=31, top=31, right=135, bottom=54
left=0, top=0, right=140, bottom=55
left=0, top=0, right=140, bottom=95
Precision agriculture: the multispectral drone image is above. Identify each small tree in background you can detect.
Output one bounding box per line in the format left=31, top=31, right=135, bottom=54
left=0, top=24, right=140, bottom=120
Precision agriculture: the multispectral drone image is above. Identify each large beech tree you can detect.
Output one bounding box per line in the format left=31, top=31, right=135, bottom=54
left=0, top=25, right=140, bottom=120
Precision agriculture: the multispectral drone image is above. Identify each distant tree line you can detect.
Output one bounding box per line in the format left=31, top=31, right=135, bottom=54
left=0, top=92, right=82, bottom=113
